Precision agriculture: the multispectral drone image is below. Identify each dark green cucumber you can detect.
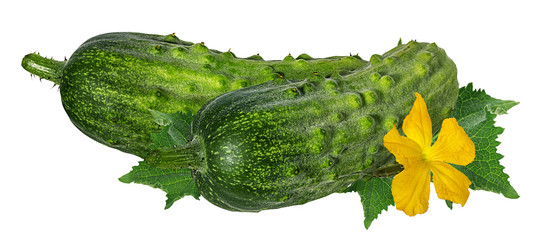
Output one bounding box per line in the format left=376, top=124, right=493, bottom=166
left=22, top=32, right=367, bottom=157
left=147, top=41, right=459, bottom=211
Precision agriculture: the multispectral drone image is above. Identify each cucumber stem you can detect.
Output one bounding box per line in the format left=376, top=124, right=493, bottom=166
left=21, top=53, right=66, bottom=85
left=145, top=137, right=205, bottom=171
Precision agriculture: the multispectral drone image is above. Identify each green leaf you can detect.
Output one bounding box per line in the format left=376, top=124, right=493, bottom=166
left=445, top=200, right=453, bottom=210
left=120, top=110, right=199, bottom=209
left=449, top=83, right=519, bottom=199
left=351, top=83, right=519, bottom=226
left=149, top=110, right=194, bottom=149
left=119, top=161, right=200, bottom=209
left=348, top=177, right=394, bottom=229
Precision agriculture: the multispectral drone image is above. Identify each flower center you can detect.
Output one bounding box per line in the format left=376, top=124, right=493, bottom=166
left=422, top=147, right=433, bottom=163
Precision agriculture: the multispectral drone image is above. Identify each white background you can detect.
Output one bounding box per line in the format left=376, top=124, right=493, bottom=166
left=1, top=0, right=554, bottom=239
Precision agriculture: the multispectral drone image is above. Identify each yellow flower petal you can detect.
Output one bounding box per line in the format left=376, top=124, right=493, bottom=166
left=430, top=161, right=472, bottom=206
left=385, top=92, right=475, bottom=216
left=383, top=126, right=423, bottom=167
left=429, top=118, right=475, bottom=166
left=402, top=93, right=433, bottom=149
left=392, top=161, right=431, bottom=216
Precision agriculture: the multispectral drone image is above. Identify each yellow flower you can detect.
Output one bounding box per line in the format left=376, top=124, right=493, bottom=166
left=383, top=93, right=475, bottom=216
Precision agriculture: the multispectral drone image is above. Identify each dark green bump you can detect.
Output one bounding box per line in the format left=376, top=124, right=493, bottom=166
left=309, top=142, right=325, bottom=154
left=216, top=76, right=228, bottom=89
left=294, top=59, right=308, bottom=68
left=414, top=64, right=428, bottom=77
left=203, top=55, right=215, bottom=63
left=171, top=46, right=188, bottom=58
left=283, top=54, right=295, bottom=62
left=332, top=131, right=350, bottom=150
left=313, top=127, right=326, bottom=138
left=296, top=53, right=313, bottom=60
left=369, top=72, right=381, bottom=82
left=231, top=79, right=249, bottom=89
left=361, top=90, right=377, bottom=105
left=163, top=33, right=180, bottom=43
left=368, top=145, right=379, bottom=154
left=370, top=54, right=382, bottom=65
left=150, top=44, right=163, bottom=54
left=383, top=56, right=395, bottom=65
left=358, top=115, right=375, bottom=131
left=345, top=93, right=363, bottom=109
left=308, top=72, right=324, bottom=83
left=311, top=127, right=326, bottom=139
left=426, top=42, right=439, bottom=51
left=260, top=66, right=274, bottom=74
left=379, top=75, right=394, bottom=88
left=417, top=50, right=433, bottom=62
left=323, top=79, right=338, bottom=92
left=247, top=53, right=264, bottom=60
left=192, top=42, right=209, bottom=53
left=283, top=86, right=300, bottom=98
left=330, top=112, right=344, bottom=122
left=156, top=90, right=162, bottom=97
left=222, top=50, right=236, bottom=58
left=383, top=116, right=398, bottom=130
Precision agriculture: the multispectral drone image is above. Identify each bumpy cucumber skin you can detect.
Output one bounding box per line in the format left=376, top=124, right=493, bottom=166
left=184, top=41, right=459, bottom=212
left=58, top=32, right=367, bottom=157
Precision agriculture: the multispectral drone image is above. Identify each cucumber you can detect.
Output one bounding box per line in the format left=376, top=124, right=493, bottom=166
left=21, top=32, right=367, bottom=157
left=147, top=41, right=459, bottom=211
